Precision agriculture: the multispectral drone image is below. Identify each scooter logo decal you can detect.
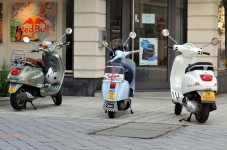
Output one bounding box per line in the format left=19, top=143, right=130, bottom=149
left=32, top=72, right=43, bottom=79
left=37, top=84, right=42, bottom=88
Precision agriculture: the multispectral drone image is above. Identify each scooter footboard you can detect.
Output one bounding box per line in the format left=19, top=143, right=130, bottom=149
left=103, top=100, right=118, bottom=112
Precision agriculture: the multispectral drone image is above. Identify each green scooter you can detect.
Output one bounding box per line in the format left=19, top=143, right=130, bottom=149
left=7, top=28, right=72, bottom=110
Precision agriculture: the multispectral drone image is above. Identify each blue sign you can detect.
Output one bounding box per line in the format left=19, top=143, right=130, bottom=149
left=141, top=39, right=150, bottom=49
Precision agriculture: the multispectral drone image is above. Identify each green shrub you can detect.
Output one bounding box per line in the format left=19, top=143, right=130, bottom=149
left=0, top=61, right=10, bottom=97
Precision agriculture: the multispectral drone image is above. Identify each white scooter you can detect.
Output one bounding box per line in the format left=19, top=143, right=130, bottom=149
left=102, top=32, right=139, bottom=118
left=162, top=29, right=219, bottom=123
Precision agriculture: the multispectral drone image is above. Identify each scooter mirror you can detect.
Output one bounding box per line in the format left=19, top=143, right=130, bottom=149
left=102, top=40, right=108, bottom=47
left=129, top=32, right=136, bottom=39
left=65, top=28, right=72, bottom=35
left=23, top=37, right=30, bottom=43
left=162, top=29, right=169, bottom=37
left=211, top=38, right=219, bottom=46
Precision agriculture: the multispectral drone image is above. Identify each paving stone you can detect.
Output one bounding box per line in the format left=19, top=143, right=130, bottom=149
left=93, top=122, right=183, bottom=139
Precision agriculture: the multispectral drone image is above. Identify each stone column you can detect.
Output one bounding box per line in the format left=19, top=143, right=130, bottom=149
left=188, top=0, right=227, bottom=93
left=63, top=0, right=106, bottom=96
left=188, top=0, right=218, bottom=69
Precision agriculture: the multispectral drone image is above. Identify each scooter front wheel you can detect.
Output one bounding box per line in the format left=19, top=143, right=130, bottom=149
left=10, top=88, right=27, bottom=110
left=52, top=89, right=62, bottom=106
left=108, top=111, right=115, bottom=118
left=174, top=103, right=183, bottom=115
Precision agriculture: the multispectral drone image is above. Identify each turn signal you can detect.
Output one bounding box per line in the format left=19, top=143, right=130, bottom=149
left=11, top=68, right=21, bottom=75
left=110, top=82, right=116, bottom=89
left=200, top=74, right=213, bottom=81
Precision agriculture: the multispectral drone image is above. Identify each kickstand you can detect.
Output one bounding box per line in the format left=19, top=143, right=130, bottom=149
left=30, top=102, right=37, bottom=110
left=129, top=99, right=133, bottom=114
left=179, top=113, right=193, bottom=122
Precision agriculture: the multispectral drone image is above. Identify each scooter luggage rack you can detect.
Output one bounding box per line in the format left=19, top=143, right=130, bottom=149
left=10, top=49, right=26, bottom=68
left=186, top=64, right=214, bottom=73
left=103, top=66, right=124, bottom=82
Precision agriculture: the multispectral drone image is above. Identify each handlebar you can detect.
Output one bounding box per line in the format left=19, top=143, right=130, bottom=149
left=29, top=48, right=44, bottom=53
left=108, top=50, right=139, bottom=63
left=29, top=41, right=70, bottom=54
left=167, top=46, right=173, bottom=49
left=202, top=52, right=210, bottom=55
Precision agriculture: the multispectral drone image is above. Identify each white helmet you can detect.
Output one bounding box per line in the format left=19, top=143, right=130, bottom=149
left=45, top=67, right=58, bottom=84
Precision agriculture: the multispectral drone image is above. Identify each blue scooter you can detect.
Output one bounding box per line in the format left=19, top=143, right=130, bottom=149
left=102, top=32, right=139, bottom=118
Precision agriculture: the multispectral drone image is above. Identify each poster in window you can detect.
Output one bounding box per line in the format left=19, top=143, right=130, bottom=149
left=0, top=3, right=2, bottom=43
left=139, top=38, right=158, bottom=65
left=11, top=2, right=57, bottom=42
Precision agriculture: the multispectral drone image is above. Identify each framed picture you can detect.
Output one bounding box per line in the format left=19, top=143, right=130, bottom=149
left=139, top=38, right=158, bottom=66
left=11, top=2, right=57, bottom=42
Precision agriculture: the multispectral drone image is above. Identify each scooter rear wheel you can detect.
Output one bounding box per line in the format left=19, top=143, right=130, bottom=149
left=108, top=111, right=115, bottom=118
left=52, top=89, right=62, bottom=106
left=195, top=103, right=210, bottom=123
left=10, top=88, right=27, bottom=110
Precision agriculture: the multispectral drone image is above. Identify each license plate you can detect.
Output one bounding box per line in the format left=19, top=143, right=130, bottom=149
left=201, top=91, right=215, bottom=103
left=108, top=92, right=115, bottom=100
left=107, top=104, right=114, bottom=108
left=8, top=84, right=16, bottom=93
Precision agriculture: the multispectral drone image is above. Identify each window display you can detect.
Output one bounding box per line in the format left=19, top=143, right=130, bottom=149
left=11, top=2, right=57, bottom=42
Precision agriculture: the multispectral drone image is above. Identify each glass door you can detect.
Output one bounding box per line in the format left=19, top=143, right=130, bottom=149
left=107, top=0, right=187, bottom=91
left=134, top=0, right=169, bottom=90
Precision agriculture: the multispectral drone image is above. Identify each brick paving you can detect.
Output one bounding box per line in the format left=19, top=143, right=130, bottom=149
left=0, top=92, right=226, bottom=150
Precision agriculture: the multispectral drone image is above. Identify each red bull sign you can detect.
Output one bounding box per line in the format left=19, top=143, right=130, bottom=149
left=11, top=2, right=57, bottom=42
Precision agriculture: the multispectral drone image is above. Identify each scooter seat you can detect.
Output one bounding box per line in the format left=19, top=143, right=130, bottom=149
left=26, top=57, right=45, bottom=69
left=185, top=62, right=214, bottom=73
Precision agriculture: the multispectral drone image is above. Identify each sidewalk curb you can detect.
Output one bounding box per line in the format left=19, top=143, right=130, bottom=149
left=0, top=97, right=8, bottom=101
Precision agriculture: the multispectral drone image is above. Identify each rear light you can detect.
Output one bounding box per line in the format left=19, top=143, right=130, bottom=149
left=11, top=68, right=21, bottom=75
left=110, top=82, right=116, bottom=89
left=200, top=74, right=213, bottom=81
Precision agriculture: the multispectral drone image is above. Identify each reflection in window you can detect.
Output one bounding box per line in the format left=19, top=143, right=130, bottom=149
left=218, top=0, right=226, bottom=70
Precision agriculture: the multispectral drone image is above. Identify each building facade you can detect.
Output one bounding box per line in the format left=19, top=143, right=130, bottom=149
left=0, top=0, right=226, bottom=95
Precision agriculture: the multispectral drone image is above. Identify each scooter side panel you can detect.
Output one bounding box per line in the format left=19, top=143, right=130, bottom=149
left=170, top=55, right=194, bottom=102
left=102, top=80, right=129, bottom=101
left=123, top=59, right=136, bottom=91
left=7, top=66, right=44, bottom=88
left=181, top=70, right=217, bottom=94
left=42, top=51, right=65, bottom=85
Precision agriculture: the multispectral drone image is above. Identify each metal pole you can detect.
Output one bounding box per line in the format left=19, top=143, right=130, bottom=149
left=132, top=0, right=135, bottom=60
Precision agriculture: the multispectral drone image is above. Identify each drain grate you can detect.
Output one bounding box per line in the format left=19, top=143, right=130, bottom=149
left=91, top=122, right=186, bottom=139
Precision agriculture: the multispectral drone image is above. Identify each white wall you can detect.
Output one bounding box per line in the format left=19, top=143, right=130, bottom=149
left=73, top=0, right=106, bottom=78
left=188, top=0, right=218, bottom=75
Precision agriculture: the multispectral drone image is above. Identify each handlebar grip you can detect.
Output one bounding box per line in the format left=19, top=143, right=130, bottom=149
left=203, top=52, right=210, bottom=55
left=63, top=42, right=70, bottom=45
left=132, top=50, right=140, bottom=53
left=167, top=46, right=173, bottom=49
left=29, top=49, right=39, bottom=53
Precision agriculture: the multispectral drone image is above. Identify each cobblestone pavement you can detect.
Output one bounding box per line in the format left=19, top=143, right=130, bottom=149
left=0, top=92, right=227, bottom=150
